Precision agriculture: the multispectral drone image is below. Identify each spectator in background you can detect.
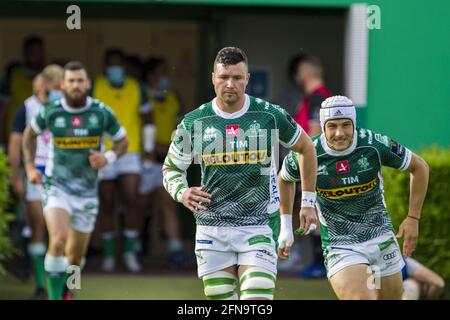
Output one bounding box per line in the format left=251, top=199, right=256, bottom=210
left=275, top=54, right=305, bottom=165
left=0, top=36, right=46, bottom=148
left=93, top=48, right=147, bottom=273
left=139, top=56, right=191, bottom=268
left=294, top=55, right=330, bottom=137
left=402, top=256, right=445, bottom=300
left=125, top=55, right=145, bottom=83
left=290, top=55, right=331, bottom=278
left=8, top=66, right=63, bottom=299
left=276, top=54, right=305, bottom=117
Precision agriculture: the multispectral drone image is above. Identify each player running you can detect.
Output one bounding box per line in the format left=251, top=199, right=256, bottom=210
left=278, top=95, right=429, bottom=299
left=162, top=47, right=318, bottom=300
left=22, top=61, right=128, bottom=300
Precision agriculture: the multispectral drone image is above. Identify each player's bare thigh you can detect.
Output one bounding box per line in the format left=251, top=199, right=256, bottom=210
left=377, top=271, right=403, bottom=300
left=329, top=264, right=377, bottom=300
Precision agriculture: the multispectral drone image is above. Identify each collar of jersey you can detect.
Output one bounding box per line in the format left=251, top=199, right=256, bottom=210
left=61, top=97, right=93, bottom=113
left=320, top=130, right=358, bottom=156
left=212, top=94, right=250, bottom=119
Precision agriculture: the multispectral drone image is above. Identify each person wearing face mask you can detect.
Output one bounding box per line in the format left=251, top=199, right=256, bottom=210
left=294, top=55, right=331, bottom=137
left=8, top=64, right=63, bottom=300
left=93, top=48, right=147, bottom=273
left=278, top=95, right=429, bottom=300
left=0, top=36, right=46, bottom=148
left=139, top=57, right=191, bottom=268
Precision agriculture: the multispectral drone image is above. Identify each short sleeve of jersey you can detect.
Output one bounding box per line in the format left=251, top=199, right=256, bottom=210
left=272, top=105, right=302, bottom=148
left=374, top=132, right=412, bottom=171
left=103, top=106, right=126, bottom=141
left=30, top=108, right=47, bottom=134
left=280, top=151, right=301, bottom=182
left=12, top=104, right=27, bottom=133
left=165, top=118, right=193, bottom=171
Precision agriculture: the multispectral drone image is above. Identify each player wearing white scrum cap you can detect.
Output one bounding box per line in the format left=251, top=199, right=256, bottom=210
left=278, top=95, right=430, bottom=300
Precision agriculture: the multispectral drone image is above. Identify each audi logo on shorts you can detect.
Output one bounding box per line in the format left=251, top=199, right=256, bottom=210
left=383, top=251, right=397, bottom=261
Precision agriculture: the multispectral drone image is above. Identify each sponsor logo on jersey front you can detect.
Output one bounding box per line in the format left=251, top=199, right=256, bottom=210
left=317, top=178, right=377, bottom=199
left=71, top=116, right=83, bottom=127
left=202, top=150, right=268, bottom=167
left=54, top=116, right=66, bottom=128
left=226, top=124, right=240, bottom=137
left=336, top=160, right=350, bottom=174
left=54, top=136, right=100, bottom=149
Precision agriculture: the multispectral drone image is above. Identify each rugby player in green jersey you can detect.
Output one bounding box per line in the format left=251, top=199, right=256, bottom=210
left=22, top=61, right=128, bottom=300
left=162, top=47, right=318, bottom=300
left=278, top=95, right=429, bottom=299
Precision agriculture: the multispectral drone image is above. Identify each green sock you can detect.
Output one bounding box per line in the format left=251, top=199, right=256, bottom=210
left=32, top=255, right=46, bottom=289
left=101, top=233, right=115, bottom=257
left=44, top=255, right=68, bottom=300
left=46, top=272, right=65, bottom=300
left=28, top=243, right=47, bottom=289
left=123, top=229, right=139, bottom=253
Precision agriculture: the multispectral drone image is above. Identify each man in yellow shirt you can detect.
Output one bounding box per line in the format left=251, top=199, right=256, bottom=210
left=0, top=36, right=46, bottom=148
left=93, top=48, right=147, bottom=273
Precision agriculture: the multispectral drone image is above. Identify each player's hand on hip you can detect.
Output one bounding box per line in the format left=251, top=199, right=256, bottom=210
left=89, top=150, right=108, bottom=170
left=298, top=207, right=318, bottom=236
left=181, top=186, right=211, bottom=214
left=25, top=165, right=43, bottom=185
left=396, top=216, right=419, bottom=257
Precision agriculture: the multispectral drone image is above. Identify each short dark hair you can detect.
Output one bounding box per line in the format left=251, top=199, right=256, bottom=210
left=63, top=61, right=87, bottom=78
left=23, top=35, right=44, bottom=51
left=214, top=47, right=248, bottom=68
left=104, top=48, right=125, bottom=66
left=288, top=53, right=306, bottom=79
left=299, top=55, right=323, bottom=78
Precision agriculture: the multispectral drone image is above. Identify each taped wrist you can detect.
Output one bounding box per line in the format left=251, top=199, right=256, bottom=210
left=163, top=168, right=188, bottom=203
left=301, top=191, right=316, bottom=208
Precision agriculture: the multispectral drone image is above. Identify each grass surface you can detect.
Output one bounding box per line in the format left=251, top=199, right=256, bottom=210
left=0, top=273, right=335, bottom=300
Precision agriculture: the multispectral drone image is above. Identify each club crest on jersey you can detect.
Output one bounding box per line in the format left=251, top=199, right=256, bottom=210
left=71, top=116, right=83, bottom=127
left=88, top=114, right=99, bottom=128
left=357, top=155, right=372, bottom=172
left=336, top=160, right=350, bottom=174
left=226, top=124, right=240, bottom=137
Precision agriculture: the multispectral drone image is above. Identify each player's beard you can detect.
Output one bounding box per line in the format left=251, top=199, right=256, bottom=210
left=64, top=90, right=88, bottom=108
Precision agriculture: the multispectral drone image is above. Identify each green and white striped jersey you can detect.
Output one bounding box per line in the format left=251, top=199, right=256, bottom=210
left=280, top=127, right=412, bottom=246
left=165, top=94, right=302, bottom=227
left=31, top=97, right=126, bottom=197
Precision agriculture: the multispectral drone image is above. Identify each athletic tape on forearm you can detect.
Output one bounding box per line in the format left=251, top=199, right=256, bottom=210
left=163, top=168, right=188, bottom=203
left=280, top=214, right=293, bottom=232
left=301, top=191, right=316, bottom=208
